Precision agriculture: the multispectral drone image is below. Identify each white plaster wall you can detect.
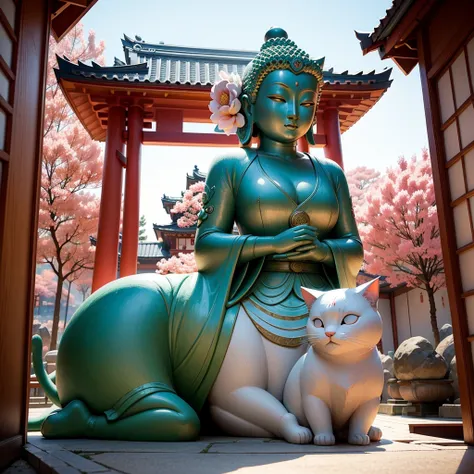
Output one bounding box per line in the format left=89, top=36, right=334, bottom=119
left=378, top=299, right=394, bottom=354
left=395, top=292, right=411, bottom=344
left=393, top=288, right=452, bottom=347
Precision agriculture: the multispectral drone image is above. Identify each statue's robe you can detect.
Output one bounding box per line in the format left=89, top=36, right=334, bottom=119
left=56, top=150, right=363, bottom=421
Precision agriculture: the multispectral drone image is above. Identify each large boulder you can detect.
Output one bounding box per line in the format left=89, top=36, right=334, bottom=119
left=439, top=323, right=453, bottom=342
left=394, top=336, right=449, bottom=381
left=436, top=334, right=455, bottom=366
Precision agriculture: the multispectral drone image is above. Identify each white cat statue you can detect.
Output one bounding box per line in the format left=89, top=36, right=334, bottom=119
left=283, top=278, right=384, bottom=446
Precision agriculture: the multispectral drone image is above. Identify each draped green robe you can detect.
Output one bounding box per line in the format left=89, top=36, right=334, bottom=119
left=55, top=150, right=362, bottom=419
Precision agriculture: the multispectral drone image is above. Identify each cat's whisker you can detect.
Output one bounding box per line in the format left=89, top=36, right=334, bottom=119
left=341, top=336, right=368, bottom=347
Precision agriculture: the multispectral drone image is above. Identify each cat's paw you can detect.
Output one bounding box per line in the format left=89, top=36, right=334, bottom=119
left=280, top=413, right=312, bottom=444
left=348, top=433, right=370, bottom=446
left=313, top=432, right=336, bottom=446
left=368, top=426, right=382, bottom=442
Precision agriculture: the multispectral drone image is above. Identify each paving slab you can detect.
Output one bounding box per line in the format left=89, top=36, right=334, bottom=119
left=27, top=432, right=213, bottom=453
left=91, top=449, right=474, bottom=474
left=25, top=413, right=473, bottom=474
left=207, top=438, right=438, bottom=454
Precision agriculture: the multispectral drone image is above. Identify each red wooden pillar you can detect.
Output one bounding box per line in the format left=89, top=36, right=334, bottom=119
left=297, top=136, right=310, bottom=153
left=121, top=105, right=144, bottom=277
left=323, top=107, right=344, bottom=169
left=92, top=105, right=125, bottom=292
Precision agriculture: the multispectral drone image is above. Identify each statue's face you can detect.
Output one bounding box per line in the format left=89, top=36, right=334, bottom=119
left=253, top=70, right=318, bottom=143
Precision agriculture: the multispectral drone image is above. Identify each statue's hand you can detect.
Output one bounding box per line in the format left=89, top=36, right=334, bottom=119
left=272, top=225, right=318, bottom=254
left=273, top=239, right=330, bottom=263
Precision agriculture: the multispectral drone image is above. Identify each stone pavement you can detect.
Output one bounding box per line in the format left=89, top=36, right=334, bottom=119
left=21, top=414, right=474, bottom=474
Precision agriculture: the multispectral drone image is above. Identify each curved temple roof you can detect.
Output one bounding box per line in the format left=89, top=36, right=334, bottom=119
left=55, top=34, right=393, bottom=141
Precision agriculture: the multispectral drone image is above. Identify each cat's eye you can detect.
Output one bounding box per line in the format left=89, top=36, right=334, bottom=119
left=268, top=95, right=286, bottom=103
left=313, top=318, right=324, bottom=328
left=342, top=314, right=359, bottom=325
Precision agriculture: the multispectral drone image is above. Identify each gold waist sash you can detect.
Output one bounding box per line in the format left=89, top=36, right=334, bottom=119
left=262, top=260, right=324, bottom=274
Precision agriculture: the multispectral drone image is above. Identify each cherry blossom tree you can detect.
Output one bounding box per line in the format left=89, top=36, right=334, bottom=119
left=34, top=269, right=56, bottom=315
left=37, top=25, right=105, bottom=350
left=74, top=270, right=93, bottom=302
left=359, top=149, right=445, bottom=345
left=346, top=166, right=381, bottom=220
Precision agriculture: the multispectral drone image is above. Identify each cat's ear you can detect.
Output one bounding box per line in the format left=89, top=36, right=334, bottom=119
left=301, top=287, right=324, bottom=310
left=355, top=278, right=380, bottom=309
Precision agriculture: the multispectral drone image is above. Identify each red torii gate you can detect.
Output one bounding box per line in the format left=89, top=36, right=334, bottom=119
left=55, top=35, right=392, bottom=291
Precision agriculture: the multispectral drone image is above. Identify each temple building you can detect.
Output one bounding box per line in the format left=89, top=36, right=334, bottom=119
left=356, top=0, right=474, bottom=444
left=3, top=1, right=474, bottom=466
left=153, top=166, right=205, bottom=257
left=53, top=33, right=393, bottom=292
left=54, top=32, right=452, bottom=354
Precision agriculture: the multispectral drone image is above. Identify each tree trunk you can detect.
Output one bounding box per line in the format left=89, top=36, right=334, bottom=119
left=50, top=276, right=64, bottom=351
left=63, top=279, right=72, bottom=328
left=426, top=284, right=440, bottom=347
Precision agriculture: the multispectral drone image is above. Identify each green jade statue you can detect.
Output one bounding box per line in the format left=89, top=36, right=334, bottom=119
left=30, top=28, right=363, bottom=443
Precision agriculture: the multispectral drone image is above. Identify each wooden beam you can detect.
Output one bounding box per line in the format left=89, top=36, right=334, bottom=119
left=142, top=131, right=239, bottom=147
left=61, top=0, right=88, bottom=7
left=116, top=150, right=126, bottom=168
left=0, top=150, right=10, bottom=162
left=0, top=56, right=15, bottom=81
left=418, top=25, right=474, bottom=445
left=0, top=8, right=17, bottom=42
left=141, top=131, right=327, bottom=147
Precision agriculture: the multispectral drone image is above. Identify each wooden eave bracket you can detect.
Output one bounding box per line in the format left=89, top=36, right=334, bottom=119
left=60, top=0, right=88, bottom=7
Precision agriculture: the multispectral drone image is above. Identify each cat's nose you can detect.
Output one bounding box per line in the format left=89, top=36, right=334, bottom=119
left=325, top=331, right=336, bottom=338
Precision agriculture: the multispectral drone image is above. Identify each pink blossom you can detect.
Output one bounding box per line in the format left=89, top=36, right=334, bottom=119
left=156, top=252, right=197, bottom=275
left=37, top=24, right=105, bottom=350
left=357, top=149, right=444, bottom=294
left=209, top=71, right=245, bottom=135
left=171, top=182, right=205, bottom=228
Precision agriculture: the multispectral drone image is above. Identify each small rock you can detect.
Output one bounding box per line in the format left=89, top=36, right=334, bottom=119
left=381, top=369, right=391, bottom=402
left=436, top=334, right=455, bottom=366
left=450, top=356, right=460, bottom=400
left=394, top=336, right=449, bottom=381
left=380, top=353, right=394, bottom=377
left=45, top=350, right=57, bottom=363
left=439, top=323, right=453, bottom=342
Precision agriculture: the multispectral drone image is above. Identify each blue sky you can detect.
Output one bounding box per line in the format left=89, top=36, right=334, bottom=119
left=81, top=0, right=428, bottom=238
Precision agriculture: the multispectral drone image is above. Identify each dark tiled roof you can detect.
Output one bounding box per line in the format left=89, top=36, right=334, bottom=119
left=153, top=223, right=196, bottom=234
left=187, top=165, right=207, bottom=185
left=137, top=242, right=165, bottom=258
left=355, top=0, right=414, bottom=51
left=56, top=34, right=392, bottom=88
left=90, top=236, right=167, bottom=260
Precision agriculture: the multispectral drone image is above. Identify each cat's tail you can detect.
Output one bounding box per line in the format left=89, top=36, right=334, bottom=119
left=31, top=335, right=61, bottom=406
left=28, top=335, right=62, bottom=430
